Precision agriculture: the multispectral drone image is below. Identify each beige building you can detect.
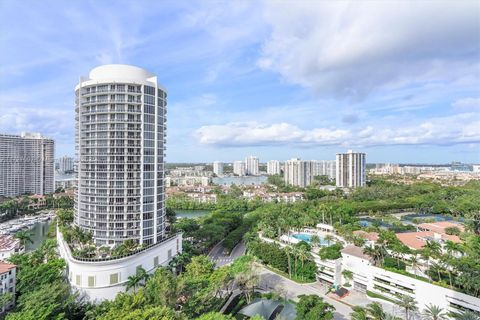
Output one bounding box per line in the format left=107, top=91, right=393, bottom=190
left=0, top=132, right=54, bottom=197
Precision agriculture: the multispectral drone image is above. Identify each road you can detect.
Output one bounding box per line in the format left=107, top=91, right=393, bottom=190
left=209, top=240, right=246, bottom=267
left=258, top=267, right=402, bottom=320
left=258, top=267, right=352, bottom=320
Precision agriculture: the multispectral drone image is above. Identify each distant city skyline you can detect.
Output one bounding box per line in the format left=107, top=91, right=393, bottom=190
left=0, top=1, right=479, bottom=163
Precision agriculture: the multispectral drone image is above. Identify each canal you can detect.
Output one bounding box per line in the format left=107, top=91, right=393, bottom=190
left=25, top=220, right=52, bottom=251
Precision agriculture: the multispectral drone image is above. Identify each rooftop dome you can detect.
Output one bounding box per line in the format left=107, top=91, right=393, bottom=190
left=89, top=64, right=155, bottom=82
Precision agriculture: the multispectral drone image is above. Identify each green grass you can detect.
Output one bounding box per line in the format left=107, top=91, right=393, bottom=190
left=261, top=264, right=317, bottom=284
left=366, top=290, right=398, bottom=304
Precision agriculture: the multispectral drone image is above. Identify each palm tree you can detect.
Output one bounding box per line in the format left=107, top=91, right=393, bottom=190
left=285, top=246, right=293, bottom=277
left=398, top=295, right=418, bottom=320
left=363, top=245, right=386, bottom=266
left=421, top=304, right=447, bottom=320
left=452, top=311, right=480, bottom=320
left=15, top=231, right=33, bottom=247
left=342, top=269, right=353, bottom=286
left=409, top=255, right=421, bottom=279
left=125, top=274, right=141, bottom=293
left=310, top=235, right=321, bottom=247
left=350, top=306, right=368, bottom=320
left=324, top=234, right=335, bottom=246
left=424, top=240, right=442, bottom=259
left=366, top=302, right=386, bottom=320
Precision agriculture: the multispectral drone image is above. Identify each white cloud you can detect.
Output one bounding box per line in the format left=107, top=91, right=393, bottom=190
left=259, top=1, right=480, bottom=99
left=452, top=97, right=480, bottom=110
left=195, top=113, right=480, bottom=147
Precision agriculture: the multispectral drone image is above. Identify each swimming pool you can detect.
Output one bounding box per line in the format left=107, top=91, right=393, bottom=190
left=291, top=233, right=329, bottom=246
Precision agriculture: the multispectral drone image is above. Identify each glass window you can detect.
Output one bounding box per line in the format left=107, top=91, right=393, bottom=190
left=110, top=273, right=119, bottom=284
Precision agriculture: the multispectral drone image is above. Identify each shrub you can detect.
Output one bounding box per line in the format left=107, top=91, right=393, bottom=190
left=318, top=243, right=343, bottom=260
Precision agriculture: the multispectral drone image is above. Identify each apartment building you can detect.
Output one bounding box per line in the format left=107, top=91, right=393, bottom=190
left=59, top=64, right=182, bottom=301
left=336, top=150, right=366, bottom=188
left=58, top=155, right=74, bottom=173
left=312, top=160, right=336, bottom=180
left=245, top=156, right=259, bottom=176
left=233, top=161, right=246, bottom=176
left=284, top=158, right=314, bottom=187
left=213, top=161, right=224, bottom=176
left=0, top=132, right=54, bottom=197
left=267, top=160, right=281, bottom=175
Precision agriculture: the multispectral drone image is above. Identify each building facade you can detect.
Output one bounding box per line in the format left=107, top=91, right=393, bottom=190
left=336, top=150, right=366, bottom=188
left=0, top=132, right=54, bottom=197
left=233, top=161, right=246, bottom=176
left=245, top=156, right=259, bottom=176
left=58, top=155, right=74, bottom=173
left=0, top=262, right=16, bottom=314
left=59, top=64, right=182, bottom=301
left=284, top=158, right=313, bottom=188
left=75, top=64, right=169, bottom=246
left=267, top=160, right=281, bottom=175
left=312, top=160, right=336, bottom=181
left=213, top=161, right=224, bottom=176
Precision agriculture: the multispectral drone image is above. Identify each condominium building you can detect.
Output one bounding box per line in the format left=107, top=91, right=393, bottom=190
left=233, top=161, right=246, bottom=176
left=213, top=161, right=224, bottom=176
left=284, top=158, right=314, bottom=188
left=0, top=262, right=16, bottom=314
left=267, top=160, right=281, bottom=175
left=312, top=160, right=336, bottom=180
left=58, top=155, right=74, bottom=173
left=59, top=64, right=182, bottom=301
left=245, top=155, right=259, bottom=176
left=336, top=150, right=366, bottom=188
left=0, top=132, right=54, bottom=197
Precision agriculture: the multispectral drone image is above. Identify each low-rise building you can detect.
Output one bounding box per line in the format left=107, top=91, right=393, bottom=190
left=0, top=235, right=23, bottom=261
left=0, top=262, right=16, bottom=314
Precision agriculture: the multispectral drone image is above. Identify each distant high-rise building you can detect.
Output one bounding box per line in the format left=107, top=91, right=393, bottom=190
left=0, top=132, right=54, bottom=197
left=267, top=160, right=281, bottom=175
left=312, top=160, right=336, bottom=180
left=58, top=155, right=74, bottom=173
left=245, top=156, right=259, bottom=176
left=284, top=158, right=313, bottom=187
left=233, top=161, right=246, bottom=176
left=213, top=161, right=224, bottom=176
left=336, top=150, right=366, bottom=188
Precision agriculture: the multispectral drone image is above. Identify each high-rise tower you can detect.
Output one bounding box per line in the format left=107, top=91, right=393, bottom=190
left=0, top=132, right=54, bottom=197
left=336, top=150, right=366, bottom=188
left=75, top=64, right=167, bottom=246
left=59, top=64, right=181, bottom=301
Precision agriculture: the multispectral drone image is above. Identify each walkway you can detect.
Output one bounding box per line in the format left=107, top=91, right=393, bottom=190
left=258, top=266, right=403, bottom=320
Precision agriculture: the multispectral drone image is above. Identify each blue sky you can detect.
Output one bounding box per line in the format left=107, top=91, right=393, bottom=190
left=0, top=1, right=479, bottom=164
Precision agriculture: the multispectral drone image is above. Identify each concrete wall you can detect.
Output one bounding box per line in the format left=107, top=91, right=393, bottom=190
left=57, top=230, right=182, bottom=302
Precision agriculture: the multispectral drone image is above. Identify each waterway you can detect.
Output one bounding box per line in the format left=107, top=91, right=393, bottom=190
left=25, top=220, right=52, bottom=251
left=212, top=175, right=268, bottom=186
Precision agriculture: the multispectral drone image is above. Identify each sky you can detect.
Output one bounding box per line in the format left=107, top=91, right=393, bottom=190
left=0, top=1, right=479, bottom=164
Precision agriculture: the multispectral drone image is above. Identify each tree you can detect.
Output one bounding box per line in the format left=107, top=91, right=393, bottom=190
left=318, top=243, right=343, bottom=260
left=296, top=294, right=335, bottom=320
left=342, top=269, right=353, bottom=285
left=421, top=304, right=447, bottom=320
left=452, top=311, right=480, bottom=320
left=196, top=313, right=234, bottom=320
left=125, top=268, right=148, bottom=293
left=398, top=295, right=418, bottom=320
left=366, top=302, right=386, bottom=320
left=350, top=306, right=368, bottom=320
left=15, top=231, right=33, bottom=247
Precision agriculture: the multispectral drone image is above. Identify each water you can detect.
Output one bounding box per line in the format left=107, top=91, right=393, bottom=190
left=212, top=175, right=268, bottom=186
left=291, top=233, right=329, bottom=246
left=175, top=209, right=211, bottom=219
left=25, top=220, right=52, bottom=251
